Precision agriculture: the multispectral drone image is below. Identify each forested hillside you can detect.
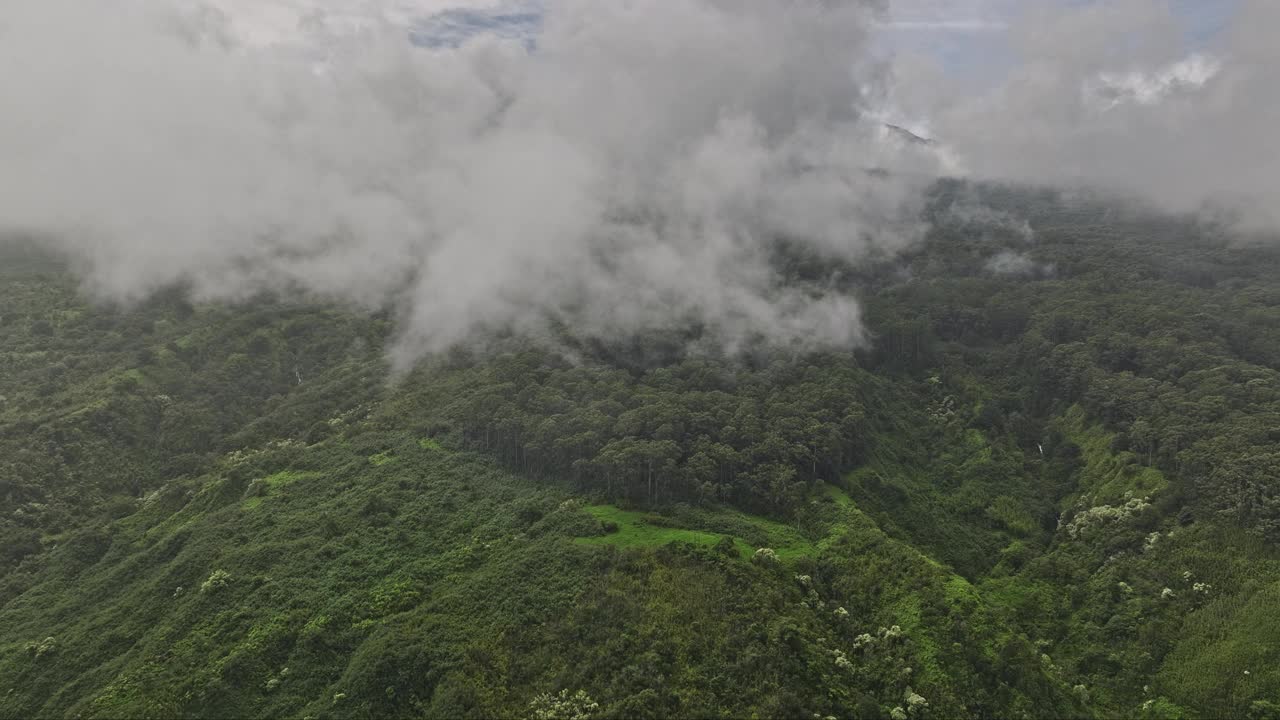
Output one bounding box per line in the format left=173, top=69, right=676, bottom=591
left=3, top=185, right=1280, bottom=719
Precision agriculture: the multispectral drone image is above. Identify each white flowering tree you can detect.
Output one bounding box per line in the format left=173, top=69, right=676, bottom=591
left=528, top=689, right=599, bottom=720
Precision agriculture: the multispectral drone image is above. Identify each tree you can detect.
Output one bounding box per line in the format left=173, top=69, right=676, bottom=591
left=528, top=690, right=599, bottom=720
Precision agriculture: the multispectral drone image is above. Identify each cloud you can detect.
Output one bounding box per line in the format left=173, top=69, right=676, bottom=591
left=1091, top=53, right=1221, bottom=108
left=921, top=0, right=1280, bottom=233
left=5, top=0, right=1270, bottom=373
left=0, top=0, right=939, bottom=366
left=880, top=20, right=1005, bottom=32
left=985, top=250, right=1052, bottom=278
left=881, top=0, right=1015, bottom=32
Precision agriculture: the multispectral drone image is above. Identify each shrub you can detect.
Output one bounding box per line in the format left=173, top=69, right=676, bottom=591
left=200, top=569, right=232, bottom=594
left=23, top=636, right=56, bottom=659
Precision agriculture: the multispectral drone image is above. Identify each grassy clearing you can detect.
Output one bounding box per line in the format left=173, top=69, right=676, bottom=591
left=823, top=483, right=854, bottom=508
left=574, top=492, right=866, bottom=562
left=241, top=471, right=317, bottom=510
left=576, top=485, right=880, bottom=562
left=719, top=509, right=815, bottom=560
left=264, top=470, right=315, bottom=488
left=575, top=505, right=751, bottom=557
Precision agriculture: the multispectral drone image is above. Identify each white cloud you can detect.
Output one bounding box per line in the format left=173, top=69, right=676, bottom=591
left=0, top=0, right=939, bottom=365
left=1092, top=53, right=1222, bottom=107
left=2, top=0, right=1272, bottom=372
left=880, top=20, right=1006, bottom=32
left=927, top=0, right=1280, bottom=231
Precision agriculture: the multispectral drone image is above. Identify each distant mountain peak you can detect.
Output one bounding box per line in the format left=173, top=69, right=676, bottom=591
left=883, top=123, right=935, bottom=146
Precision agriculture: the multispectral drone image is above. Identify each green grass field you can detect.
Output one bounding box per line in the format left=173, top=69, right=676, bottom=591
left=575, top=505, right=752, bottom=557
left=575, top=487, right=861, bottom=562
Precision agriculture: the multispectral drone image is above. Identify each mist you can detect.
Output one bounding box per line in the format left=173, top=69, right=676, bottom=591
left=0, top=0, right=946, bottom=367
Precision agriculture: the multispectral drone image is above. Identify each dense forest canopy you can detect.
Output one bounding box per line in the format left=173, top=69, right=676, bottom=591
left=2, top=184, right=1280, bottom=719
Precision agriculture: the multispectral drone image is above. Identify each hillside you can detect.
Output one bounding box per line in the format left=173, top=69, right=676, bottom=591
left=3, top=186, right=1280, bottom=719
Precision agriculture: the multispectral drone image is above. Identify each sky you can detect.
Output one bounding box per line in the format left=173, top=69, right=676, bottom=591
left=197, top=0, right=1241, bottom=87
left=881, top=0, right=1239, bottom=91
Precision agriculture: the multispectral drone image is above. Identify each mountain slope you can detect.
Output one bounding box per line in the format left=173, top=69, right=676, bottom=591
left=0, top=422, right=1076, bottom=719
left=3, top=186, right=1280, bottom=718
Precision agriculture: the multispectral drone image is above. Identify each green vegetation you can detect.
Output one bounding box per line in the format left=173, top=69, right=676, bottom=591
left=575, top=505, right=747, bottom=556
left=3, top=183, right=1280, bottom=718
left=576, top=501, right=825, bottom=561
left=1058, top=405, right=1167, bottom=503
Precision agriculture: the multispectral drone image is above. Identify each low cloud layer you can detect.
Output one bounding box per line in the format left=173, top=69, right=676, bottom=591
left=0, top=0, right=947, bottom=366
left=1, top=0, right=1274, bottom=367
